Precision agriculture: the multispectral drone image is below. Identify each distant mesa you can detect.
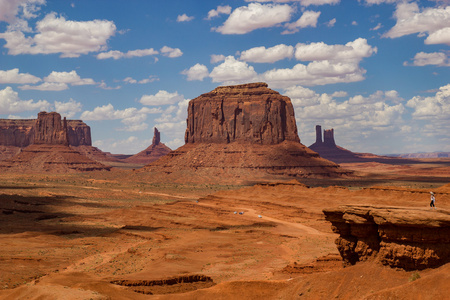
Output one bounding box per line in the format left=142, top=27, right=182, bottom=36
left=142, top=83, right=350, bottom=183
left=309, top=125, right=405, bottom=164
left=308, top=125, right=361, bottom=163
left=0, top=114, right=92, bottom=161
left=0, top=112, right=110, bottom=173
left=124, top=127, right=172, bottom=165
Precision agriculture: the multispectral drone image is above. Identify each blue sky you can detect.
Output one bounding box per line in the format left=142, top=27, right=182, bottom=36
left=0, top=0, right=449, bottom=155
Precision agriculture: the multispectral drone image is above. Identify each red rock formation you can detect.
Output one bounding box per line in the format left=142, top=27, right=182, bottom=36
left=323, top=205, right=450, bottom=270
left=185, top=82, right=300, bottom=145
left=142, top=83, right=349, bottom=183
left=0, top=115, right=94, bottom=161
left=67, top=120, right=92, bottom=146
left=323, top=128, right=336, bottom=147
left=309, top=125, right=399, bottom=164
left=34, top=112, right=69, bottom=145
left=125, top=128, right=171, bottom=165
left=152, top=127, right=161, bottom=145
left=0, top=119, right=35, bottom=147
left=0, top=112, right=110, bottom=173
left=0, top=117, right=92, bottom=147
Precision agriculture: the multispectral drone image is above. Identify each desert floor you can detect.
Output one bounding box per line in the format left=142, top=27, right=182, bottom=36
left=0, top=158, right=449, bottom=299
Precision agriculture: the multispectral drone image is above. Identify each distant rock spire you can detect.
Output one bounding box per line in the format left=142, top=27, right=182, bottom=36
left=323, top=129, right=336, bottom=147
left=315, top=125, right=323, bottom=144
left=152, top=127, right=161, bottom=146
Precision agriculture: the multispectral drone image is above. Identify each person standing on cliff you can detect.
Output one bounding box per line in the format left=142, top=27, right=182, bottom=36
left=430, top=192, right=436, bottom=209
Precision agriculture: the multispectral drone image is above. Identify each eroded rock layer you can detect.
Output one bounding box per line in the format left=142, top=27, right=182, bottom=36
left=185, top=82, right=300, bottom=145
left=323, top=205, right=450, bottom=270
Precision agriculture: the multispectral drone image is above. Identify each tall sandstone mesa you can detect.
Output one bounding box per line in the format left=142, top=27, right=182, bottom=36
left=0, top=112, right=110, bottom=173
left=185, top=82, right=300, bottom=145
left=142, top=83, right=349, bottom=183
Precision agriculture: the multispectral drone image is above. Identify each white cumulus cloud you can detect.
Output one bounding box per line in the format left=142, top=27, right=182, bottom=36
left=181, top=64, right=209, bottom=81
left=19, top=82, right=68, bottom=91
left=214, top=3, right=293, bottom=34
left=80, top=104, right=162, bottom=132
left=209, top=56, right=258, bottom=84
left=160, top=46, right=183, bottom=58
left=239, top=44, right=294, bottom=63
left=245, top=0, right=340, bottom=6
left=407, top=84, right=450, bottom=120
left=0, top=12, right=116, bottom=57
left=0, top=0, right=45, bottom=22
left=295, top=38, right=377, bottom=62
left=0, top=68, right=41, bottom=84
left=140, top=90, right=184, bottom=106
left=43, top=70, right=96, bottom=86
left=177, top=14, right=194, bottom=22
left=283, top=10, right=321, bottom=34
left=384, top=3, right=450, bottom=46
left=97, top=48, right=158, bottom=59
left=206, top=5, right=232, bottom=20
left=262, top=38, right=377, bottom=87
left=54, top=98, right=82, bottom=118
left=210, top=54, right=226, bottom=63
left=406, top=52, right=450, bottom=67
left=0, top=86, right=50, bottom=114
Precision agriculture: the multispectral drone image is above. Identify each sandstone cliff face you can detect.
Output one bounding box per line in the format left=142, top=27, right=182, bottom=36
left=323, top=205, right=450, bottom=270
left=67, top=120, right=92, bottom=146
left=34, top=112, right=69, bottom=145
left=185, top=83, right=300, bottom=145
left=0, top=120, right=35, bottom=147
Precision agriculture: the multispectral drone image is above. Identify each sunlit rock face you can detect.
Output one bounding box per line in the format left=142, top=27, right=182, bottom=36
left=185, top=82, right=300, bottom=145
